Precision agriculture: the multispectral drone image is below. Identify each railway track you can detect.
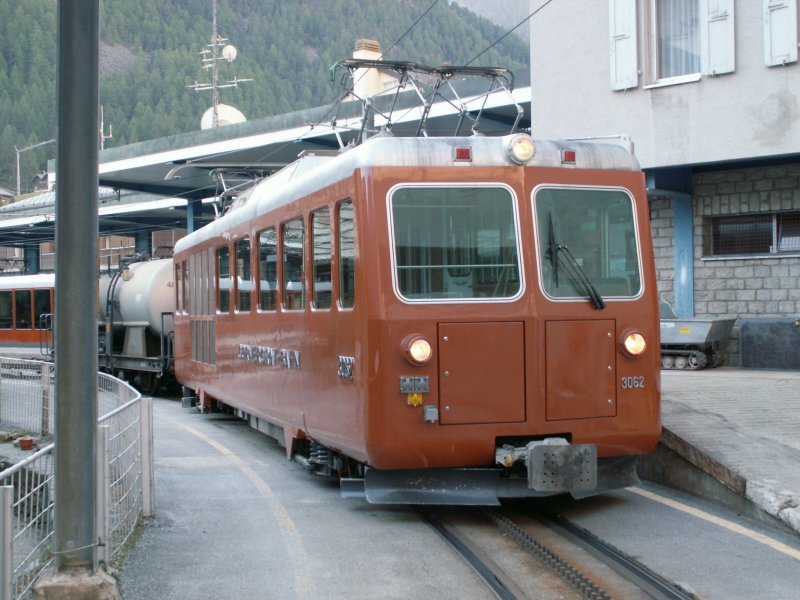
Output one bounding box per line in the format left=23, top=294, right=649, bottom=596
left=421, top=506, right=695, bottom=600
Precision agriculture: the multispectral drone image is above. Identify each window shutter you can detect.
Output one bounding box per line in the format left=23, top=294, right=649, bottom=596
left=764, top=0, right=798, bottom=66
left=609, top=0, right=638, bottom=90
left=701, top=0, right=735, bottom=75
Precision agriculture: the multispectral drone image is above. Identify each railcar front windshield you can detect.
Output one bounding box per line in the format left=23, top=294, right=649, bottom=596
left=390, top=185, right=521, bottom=301
left=534, top=186, right=641, bottom=301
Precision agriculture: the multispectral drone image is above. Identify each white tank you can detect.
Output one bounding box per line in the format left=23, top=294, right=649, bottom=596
left=98, top=259, right=174, bottom=335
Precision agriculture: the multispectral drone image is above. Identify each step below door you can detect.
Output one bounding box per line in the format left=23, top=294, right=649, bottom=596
left=438, top=321, right=526, bottom=425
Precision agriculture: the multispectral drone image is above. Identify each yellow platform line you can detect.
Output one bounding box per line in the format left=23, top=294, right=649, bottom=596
left=630, top=487, right=800, bottom=562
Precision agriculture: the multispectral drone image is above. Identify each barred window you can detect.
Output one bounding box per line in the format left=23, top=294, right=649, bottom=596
left=706, top=212, right=800, bottom=256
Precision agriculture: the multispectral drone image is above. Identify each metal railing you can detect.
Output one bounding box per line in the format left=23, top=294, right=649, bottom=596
left=0, top=358, right=154, bottom=599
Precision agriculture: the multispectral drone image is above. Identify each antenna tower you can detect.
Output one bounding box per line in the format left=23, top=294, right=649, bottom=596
left=188, top=0, right=252, bottom=128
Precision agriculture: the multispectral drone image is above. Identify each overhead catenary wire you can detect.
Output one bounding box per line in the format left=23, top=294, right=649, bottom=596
left=244, top=0, right=442, bottom=166
left=466, top=0, right=556, bottom=66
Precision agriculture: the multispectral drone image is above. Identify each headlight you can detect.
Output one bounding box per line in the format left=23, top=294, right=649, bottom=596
left=621, top=331, right=647, bottom=357
left=403, top=335, right=432, bottom=365
left=506, top=134, right=535, bottom=164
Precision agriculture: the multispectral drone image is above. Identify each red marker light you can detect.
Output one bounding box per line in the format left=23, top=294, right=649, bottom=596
left=562, top=149, right=576, bottom=164
left=455, top=147, right=472, bottom=161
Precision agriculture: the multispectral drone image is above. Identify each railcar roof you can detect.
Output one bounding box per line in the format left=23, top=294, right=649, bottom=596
left=174, top=134, right=641, bottom=253
left=0, top=273, right=55, bottom=289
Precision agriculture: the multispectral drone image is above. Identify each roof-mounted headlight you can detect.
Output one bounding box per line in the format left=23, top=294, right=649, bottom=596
left=506, top=134, right=535, bottom=164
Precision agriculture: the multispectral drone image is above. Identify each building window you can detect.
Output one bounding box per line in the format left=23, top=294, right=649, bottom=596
left=629, top=0, right=735, bottom=87
left=705, top=212, right=800, bottom=256
left=764, top=0, right=799, bottom=67
left=656, top=0, right=700, bottom=79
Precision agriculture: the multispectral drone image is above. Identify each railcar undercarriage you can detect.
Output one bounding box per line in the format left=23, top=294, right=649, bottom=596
left=293, top=435, right=639, bottom=506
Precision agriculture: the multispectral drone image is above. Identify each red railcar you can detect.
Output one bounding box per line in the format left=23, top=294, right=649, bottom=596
left=0, top=274, right=54, bottom=355
left=173, top=133, right=660, bottom=504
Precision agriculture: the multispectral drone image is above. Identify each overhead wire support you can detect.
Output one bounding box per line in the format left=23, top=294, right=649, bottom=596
left=330, top=60, right=522, bottom=143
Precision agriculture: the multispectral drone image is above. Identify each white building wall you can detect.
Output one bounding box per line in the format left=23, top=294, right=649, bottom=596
left=530, top=0, right=800, bottom=169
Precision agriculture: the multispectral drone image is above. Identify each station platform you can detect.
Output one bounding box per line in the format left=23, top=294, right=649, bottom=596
left=110, top=368, right=800, bottom=598
left=657, top=368, right=800, bottom=534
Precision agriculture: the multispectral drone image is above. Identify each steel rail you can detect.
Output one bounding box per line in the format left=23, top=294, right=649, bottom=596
left=537, top=510, right=694, bottom=600
left=419, top=509, right=525, bottom=600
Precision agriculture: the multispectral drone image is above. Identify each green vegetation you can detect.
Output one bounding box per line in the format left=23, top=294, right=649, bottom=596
left=0, top=0, right=529, bottom=192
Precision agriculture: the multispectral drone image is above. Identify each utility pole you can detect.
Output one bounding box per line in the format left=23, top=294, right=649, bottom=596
left=14, top=139, right=55, bottom=196
left=34, top=0, right=117, bottom=596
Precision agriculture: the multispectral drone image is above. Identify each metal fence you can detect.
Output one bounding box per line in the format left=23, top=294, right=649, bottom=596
left=0, top=358, right=154, bottom=599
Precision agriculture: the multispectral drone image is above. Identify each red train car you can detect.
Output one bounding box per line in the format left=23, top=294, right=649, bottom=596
left=0, top=274, right=54, bottom=356
left=173, top=133, right=661, bottom=504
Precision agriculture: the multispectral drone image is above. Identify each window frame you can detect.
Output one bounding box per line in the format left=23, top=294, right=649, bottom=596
left=235, top=237, right=252, bottom=313
left=531, top=184, right=644, bottom=304
left=337, top=199, right=357, bottom=310
left=311, top=207, right=332, bottom=310
left=257, top=228, right=278, bottom=312
left=33, top=288, right=51, bottom=329
left=387, top=182, right=524, bottom=305
left=703, top=211, right=800, bottom=259
left=638, top=0, right=735, bottom=89
left=281, top=218, right=306, bottom=311
left=216, top=244, right=231, bottom=314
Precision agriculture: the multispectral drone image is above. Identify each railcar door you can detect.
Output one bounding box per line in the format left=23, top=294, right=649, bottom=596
left=533, top=185, right=645, bottom=421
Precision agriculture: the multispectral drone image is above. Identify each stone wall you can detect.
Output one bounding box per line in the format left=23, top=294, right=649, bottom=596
left=650, top=163, right=800, bottom=366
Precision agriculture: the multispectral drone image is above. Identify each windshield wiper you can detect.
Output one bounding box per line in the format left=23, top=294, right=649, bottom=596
left=547, top=213, right=560, bottom=287
left=547, top=214, right=605, bottom=310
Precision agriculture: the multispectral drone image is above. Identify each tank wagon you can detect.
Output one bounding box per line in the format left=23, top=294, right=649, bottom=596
left=98, top=257, right=175, bottom=393
left=0, top=258, right=175, bottom=393
left=173, top=131, right=661, bottom=505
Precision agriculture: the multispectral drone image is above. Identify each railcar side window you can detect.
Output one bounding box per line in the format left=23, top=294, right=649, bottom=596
left=282, top=219, right=305, bottom=310
left=0, top=291, right=11, bottom=329
left=390, top=186, right=520, bottom=300
left=33, top=289, right=51, bottom=328
left=182, top=259, right=189, bottom=314
left=15, top=290, right=32, bottom=329
left=534, top=187, right=641, bottom=299
left=175, top=262, right=184, bottom=314
left=236, top=238, right=252, bottom=312
left=217, top=245, right=231, bottom=313
left=312, top=208, right=332, bottom=309
left=258, top=229, right=278, bottom=311
left=338, top=200, right=356, bottom=308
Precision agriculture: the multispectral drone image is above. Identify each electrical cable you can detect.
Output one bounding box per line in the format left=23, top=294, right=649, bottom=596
left=466, top=0, right=556, bottom=66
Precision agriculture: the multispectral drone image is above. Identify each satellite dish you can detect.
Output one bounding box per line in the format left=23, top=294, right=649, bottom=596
left=201, top=104, right=247, bottom=129
left=221, top=44, right=238, bottom=62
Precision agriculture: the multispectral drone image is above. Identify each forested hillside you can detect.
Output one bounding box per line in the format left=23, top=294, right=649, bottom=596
left=0, top=0, right=529, bottom=193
